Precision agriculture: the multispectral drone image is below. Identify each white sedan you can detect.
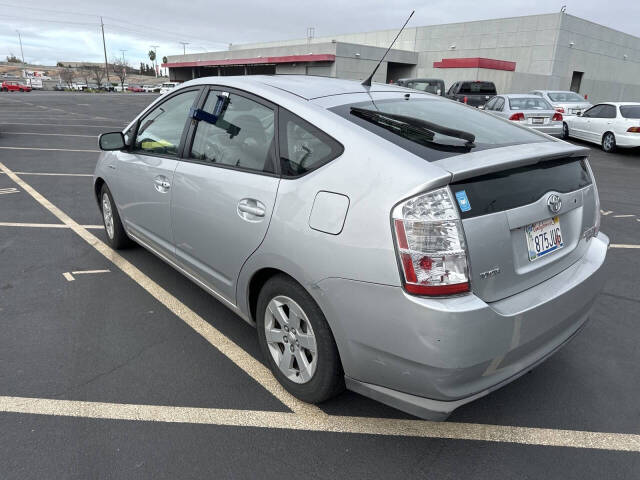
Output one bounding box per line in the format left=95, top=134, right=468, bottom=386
left=563, top=102, right=640, bottom=152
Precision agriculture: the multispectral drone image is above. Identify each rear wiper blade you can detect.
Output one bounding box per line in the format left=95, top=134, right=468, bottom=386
left=350, top=107, right=476, bottom=147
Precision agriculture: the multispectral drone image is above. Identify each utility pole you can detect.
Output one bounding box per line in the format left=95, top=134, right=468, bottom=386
left=150, top=45, right=159, bottom=77
left=179, top=42, right=190, bottom=55
left=120, top=49, right=127, bottom=63
left=100, top=17, right=110, bottom=85
left=16, top=30, right=25, bottom=65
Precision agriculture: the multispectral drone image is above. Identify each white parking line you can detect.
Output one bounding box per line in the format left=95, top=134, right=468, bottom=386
left=0, top=187, right=20, bottom=195
left=2, top=172, right=93, bottom=177
left=610, top=244, right=640, bottom=249
left=63, top=269, right=111, bottom=281
left=0, top=147, right=100, bottom=153
left=0, top=132, right=97, bottom=138
left=0, top=161, right=320, bottom=417
left=0, top=222, right=103, bottom=229
left=0, top=395, right=639, bottom=452
left=0, top=123, right=124, bottom=128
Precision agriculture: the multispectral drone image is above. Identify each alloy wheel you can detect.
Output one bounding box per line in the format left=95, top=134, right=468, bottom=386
left=264, top=295, right=318, bottom=384
left=102, top=192, right=114, bottom=239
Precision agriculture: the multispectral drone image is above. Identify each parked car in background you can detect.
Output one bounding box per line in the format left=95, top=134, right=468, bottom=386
left=53, top=84, right=66, bottom=91
left=100, top=84, right=115, bottom=92
left=529, top=90, right=592, bottom=117
left=127, top=85, right=144, bottom=93
left=71, top=83, right=88, bottom=91
left=395, top=78, right=445, bottom=96
left=93, top=75, right=607, bottom=420
left=142, top=85, right=159, bottom=93
left=484, top=94, right=563, bottom=137
left=159, top=81, right=179, bottom=94
left=1, top=81, right=31, bottom=92
left=114, top=84, right=129, bottom=92
left=563, top=102, right=640, bottom=152
left=445, top=81, right=497, bottom=107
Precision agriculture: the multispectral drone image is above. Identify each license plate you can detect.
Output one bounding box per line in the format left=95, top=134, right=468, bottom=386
left=525, top=216, right=564, bottom=261
left=532, top=117, right=544, bottom=124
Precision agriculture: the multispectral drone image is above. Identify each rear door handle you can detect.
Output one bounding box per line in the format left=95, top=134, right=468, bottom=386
left=237, top=198, right=266, bottom=221
left=153, top=175, right=171, bottom=193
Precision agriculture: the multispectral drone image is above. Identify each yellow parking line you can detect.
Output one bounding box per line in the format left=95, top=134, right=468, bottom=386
left=0, top=161, right=320, bottom=416
left=1, top=395, right=639, bottom=452
left=0, top=222, right=103, bottom=229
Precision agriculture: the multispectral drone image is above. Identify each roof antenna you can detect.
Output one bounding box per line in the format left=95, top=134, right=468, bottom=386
left=362, top=10, right=414, bottom=87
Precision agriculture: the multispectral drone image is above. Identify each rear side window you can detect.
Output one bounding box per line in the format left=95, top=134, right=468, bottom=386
left=133, top=90, right=199, bottom=157
left=620, top=105, right=640, bottom=118
left=190, top=91, right=276, bottom=173
left=459, top=82, right=496, bottom=95
left=278, top=109, right=343, bottom=177
left=509, top=97, right=552, bottom=110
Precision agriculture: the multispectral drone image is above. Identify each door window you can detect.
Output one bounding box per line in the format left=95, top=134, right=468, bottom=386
left=582, top=105, right=604, bottom=118
left=494, top=97, right=505, bottom=111
left=278, top=109, right=343, bottom=177
left=133, top=90, right=199, bottom=157
left=484, top=97, right=498, bottom=111
left=190, top=91, right=276, bottom=173
left=600, top=105, right=617, bottom=119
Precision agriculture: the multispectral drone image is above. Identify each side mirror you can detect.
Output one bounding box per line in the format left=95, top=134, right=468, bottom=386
left=576, top=112, right=582, bottom=117
left=99, top=132, right=125, bottom=151
left=478, top=105, right=485, bottom=110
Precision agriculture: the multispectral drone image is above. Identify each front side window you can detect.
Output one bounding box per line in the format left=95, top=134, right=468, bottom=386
left=494, top=97, right=505, bottom=111
left=279, top=109, right=343, bottom=177
left=508, top=97, right=553, bottom=110
left=601, top=105, right=617, bottom=119
left=484, top=97, right=498, bottom=110
left=190, top=91, right=276, bottom=173
left=583, top=105, right=604, bottom=118
left=133, top=90, right=199, bottom=157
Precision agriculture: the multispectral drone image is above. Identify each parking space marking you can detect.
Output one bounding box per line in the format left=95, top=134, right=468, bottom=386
left=0, top=132, right=97, bottom=138
left=63, top=269, right=111, bottom=281
left=0, top=172, right=93, bottom=177
left=0, top=187, right=20, bottom=195
left=0, top=395, right=639, bottom=452
left=610, top=244, right=640, bottom=249
left=0, top=161, right=321, bottom=417
left=0, top=222, right=103, bottom=229
left=0, top=122, right=124, bottom=128
left=0, top=146, right=100, bottom=153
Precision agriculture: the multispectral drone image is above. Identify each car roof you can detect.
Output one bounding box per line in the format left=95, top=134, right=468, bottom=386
left=595, top=102, right=640, bottom=106
left=182, top=75, right=412, bottom=100
left=501, top=94, right=549, bottom=98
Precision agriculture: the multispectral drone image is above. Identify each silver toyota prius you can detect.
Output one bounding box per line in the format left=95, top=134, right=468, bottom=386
left=94, top=75, right=608, bottom=420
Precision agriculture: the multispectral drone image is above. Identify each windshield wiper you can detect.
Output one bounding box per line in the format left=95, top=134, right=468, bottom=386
left=350, top=107, right=476, bottom=149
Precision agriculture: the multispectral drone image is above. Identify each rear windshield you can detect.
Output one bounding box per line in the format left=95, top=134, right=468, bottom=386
left=459, top=82, right=496, bottom=95
left=547, top=92, right=584, bottom=102
left=620, top=105, right=640, bottom=119
left=451, top=158, right=592, bottom=219
left=330, top=96, right=547, bottom=162
left=406, top=80, right=443, bottom=94
left=508, top=97, right=552, bottom=110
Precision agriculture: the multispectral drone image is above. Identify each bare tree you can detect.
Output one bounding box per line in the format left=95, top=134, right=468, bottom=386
left=78, top=66, right=92, bottom=88
left=59, top=67, right=75, bottom=88
left=111, top=57, right=129, bottom=91
left=87, top=65, right=105, bottom=88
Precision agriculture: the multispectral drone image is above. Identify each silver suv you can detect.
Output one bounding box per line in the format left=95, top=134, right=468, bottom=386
left=94, top=76, right=608, bottom=420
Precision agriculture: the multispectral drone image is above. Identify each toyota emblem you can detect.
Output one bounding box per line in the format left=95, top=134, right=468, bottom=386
left=547, top=194, right=562, bottom=214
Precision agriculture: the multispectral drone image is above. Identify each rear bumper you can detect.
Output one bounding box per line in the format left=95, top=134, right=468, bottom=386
left=614, top=133, right=640, bottom=148
left=314, top=232, right=609, bottom=419
left=531, top=124, right=563, bottom=137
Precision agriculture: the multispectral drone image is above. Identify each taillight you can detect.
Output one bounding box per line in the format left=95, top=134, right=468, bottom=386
left=585, top=161, right=600, bottom=238
left=509, top=112, right=525, bottom=121
left=552, top=112, right=563, bottom=122
left=555, top=107, right=565, bottom=113
left=392, top=187, right=470, bottom=296
left=463, top=96, right=468, bottom=104
left=627, top=127, right=640, bottom=133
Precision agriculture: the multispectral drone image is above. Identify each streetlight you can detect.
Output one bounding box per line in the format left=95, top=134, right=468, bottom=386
left=16, top=30, right=25, bottom=65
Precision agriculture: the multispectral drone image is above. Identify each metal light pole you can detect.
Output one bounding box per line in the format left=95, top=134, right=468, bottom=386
left=16, top=30, right=25, bottom=65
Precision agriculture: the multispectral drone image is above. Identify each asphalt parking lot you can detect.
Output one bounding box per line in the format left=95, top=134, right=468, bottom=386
left=0, top=91, right=639, bottom=479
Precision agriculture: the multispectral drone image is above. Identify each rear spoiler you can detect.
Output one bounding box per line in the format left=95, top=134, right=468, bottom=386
left=433, top=141, right=590, bottom=182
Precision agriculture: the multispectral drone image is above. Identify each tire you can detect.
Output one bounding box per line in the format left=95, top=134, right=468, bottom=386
left=602, top=132, right=616, bottom=153
left=256, top=275, right=344, bottom=404
left=99, top=184, right=134, bottom=249
left=562, top=122, right=569, bottom=139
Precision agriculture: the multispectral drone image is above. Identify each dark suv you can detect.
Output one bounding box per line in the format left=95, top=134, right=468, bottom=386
left=446, top=81, right=497, bottom=107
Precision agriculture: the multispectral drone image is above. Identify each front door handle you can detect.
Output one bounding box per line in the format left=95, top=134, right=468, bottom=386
left=153, top=175, right=171, bottom=193
left=238, top=198, right=266, bottom=221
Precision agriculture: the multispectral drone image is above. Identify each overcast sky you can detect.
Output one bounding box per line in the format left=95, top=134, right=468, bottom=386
left=1, top=0, right=638, bottom=67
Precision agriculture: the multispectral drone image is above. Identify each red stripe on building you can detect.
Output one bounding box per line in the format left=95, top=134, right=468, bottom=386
left=433, top=57, right=516, bottom=71
left=162, top=54, right=336, bottom=68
